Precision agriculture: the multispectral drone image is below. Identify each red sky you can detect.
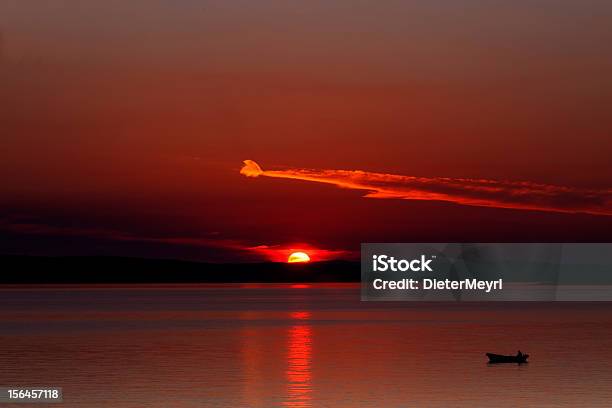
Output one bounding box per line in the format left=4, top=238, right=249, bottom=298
left=1, top=1, right=612, bottom=261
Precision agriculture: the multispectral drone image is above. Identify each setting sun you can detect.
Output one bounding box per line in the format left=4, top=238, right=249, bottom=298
left=288, top=252, right=310, bottom=263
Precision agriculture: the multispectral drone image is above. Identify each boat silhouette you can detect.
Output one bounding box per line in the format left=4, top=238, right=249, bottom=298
left=486, top=352, right=529, bottom=364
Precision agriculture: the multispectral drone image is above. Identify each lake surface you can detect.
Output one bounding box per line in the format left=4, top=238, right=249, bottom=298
left=1, top=284, right=611, bottom=407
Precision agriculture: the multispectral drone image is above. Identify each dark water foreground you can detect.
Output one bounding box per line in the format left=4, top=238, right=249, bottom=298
left=0, top=284, right=611, bottom=407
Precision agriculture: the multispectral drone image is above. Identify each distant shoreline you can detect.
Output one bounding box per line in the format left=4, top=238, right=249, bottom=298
left=0, top=255, right=360, bottom=284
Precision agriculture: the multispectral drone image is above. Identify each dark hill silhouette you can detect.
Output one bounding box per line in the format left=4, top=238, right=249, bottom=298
left=0, top=255, right=360, bottom=284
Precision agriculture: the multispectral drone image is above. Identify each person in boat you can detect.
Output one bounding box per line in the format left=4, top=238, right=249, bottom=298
left=517, top=350, right=523, bottom=359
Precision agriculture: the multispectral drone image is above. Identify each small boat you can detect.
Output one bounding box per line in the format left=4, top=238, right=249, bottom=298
left=486, top=352, right=529, bottom=364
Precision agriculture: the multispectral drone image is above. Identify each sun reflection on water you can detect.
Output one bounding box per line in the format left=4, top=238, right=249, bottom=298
left=284, top=312, right=312, bottom=407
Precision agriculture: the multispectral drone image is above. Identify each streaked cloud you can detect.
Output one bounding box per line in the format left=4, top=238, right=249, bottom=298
left=241, top=160, right=612, bottom=216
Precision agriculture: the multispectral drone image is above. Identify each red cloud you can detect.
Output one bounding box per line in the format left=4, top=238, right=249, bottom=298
left=241, top=160, right=612, bottom=216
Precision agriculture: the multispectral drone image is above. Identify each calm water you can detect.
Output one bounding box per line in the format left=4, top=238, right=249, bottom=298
left=1, top=284, right=611, bottom=407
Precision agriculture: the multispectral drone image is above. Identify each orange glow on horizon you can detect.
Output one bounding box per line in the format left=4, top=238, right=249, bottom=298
left=248, top=244, right=352, bottom=263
